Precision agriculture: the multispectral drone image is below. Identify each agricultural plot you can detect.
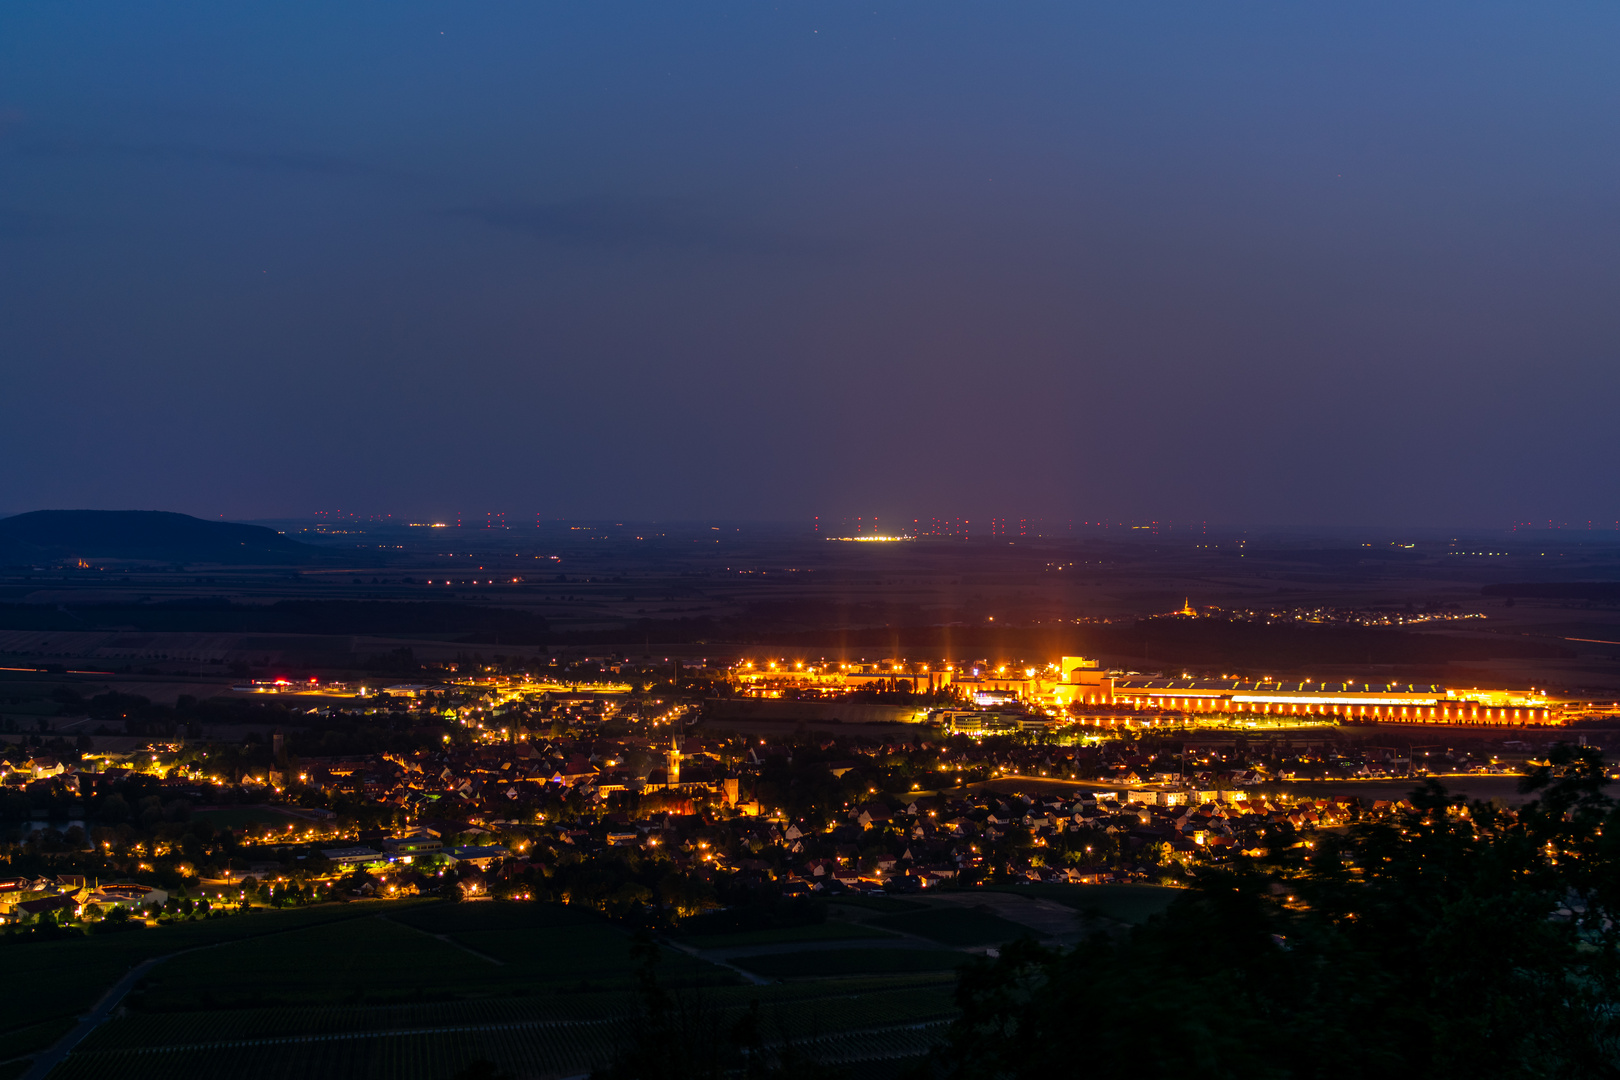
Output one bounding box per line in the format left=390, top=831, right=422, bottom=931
left=58, top=1012, right=950, bottom=1080
left=0, top=903, right=401, bottom=1036
left=790, top=1020, right=952, bottom=1065
left=0, top=1016, right=79, bottom=1060
left=134, top=909, right=724, bottom=1009
left=65, top=951, right=959, bottom=1080
left=700, top=973, right=956, bottom=1010
left=133, top=916, right=518, bottom=1009
left=82, top=977, right=956, bottom=1056
left=676, top=920, right=897, bottom=950
left=827, top=896, right=928, bottom=914
left=47, top=902, right=963, bottom=1080
left=80, top=997, right=639, bottom=1052
left=453, top=924, right=724, bottom=990
left=386, top=900, right=594, bottom=935
left=983, top=883, right=1180, bottom=925
left=716, top=977, right=958, bottom=1036
left=845, top=1054, right=932, bottom=1080
left=732, top=949, right=967, bottom=978
left=387, top=900, right=728, bottom=989
left=869, top=907, right=1038, bottom=946
left=54, top=1022, right=634, bottom=1080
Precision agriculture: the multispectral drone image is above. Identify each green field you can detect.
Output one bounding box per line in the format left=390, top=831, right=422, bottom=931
left=0, top=1016, right=79, bottom=1060
left=80, top=975, right=955, bottom=1053
left=678, top=921, right=897, bottom=950
left=55, top=1024, right=634, bottom=1080
left=59, top=965, right=957, bottom=1080
left=58, top=1008, right=953, bottom=1080
left=25, top=901, right=963, bottom=1080
left=981, top=883, right=1182, bottom=924
left=387, top=900, right=708, bottom=988
left=0, top=903, right=406, bottom=1038
left=827, top=895, right=928, bottom=914
left=136, top=918, right=515, bottom=1009
left=82, top=999, right=618, bottom=1051
left=731, top=949, right=967, bottom=978
left=134, top=904, right=726, bottom=1009
left=387, top=901, right=592, bottom=934
left=869, top=907, right=1038, bottom=946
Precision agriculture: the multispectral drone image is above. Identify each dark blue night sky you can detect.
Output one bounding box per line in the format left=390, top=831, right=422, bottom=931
left=3, top=3, right=1617, bottom=526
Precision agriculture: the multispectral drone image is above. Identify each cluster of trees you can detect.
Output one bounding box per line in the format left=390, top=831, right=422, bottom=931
left=0, top=772, right=247, bottom=888
left=734, top=739, right=989, bottom=829
left=924, top=747, right=1620, bottom=1079
left=4, top=892, right=244, bottom=944
left=508, top=847, right=721, bottom=924
left=49, top=688, right=300, bottom=738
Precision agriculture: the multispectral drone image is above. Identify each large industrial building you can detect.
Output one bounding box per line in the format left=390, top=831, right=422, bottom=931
left=1046, top=659, right=1561, bottom=725
left=1103, top=678, right=1556, bottom=725
left=733, top=654, right=1575, bottom=726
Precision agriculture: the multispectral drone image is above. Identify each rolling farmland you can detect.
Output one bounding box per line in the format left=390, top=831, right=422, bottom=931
left=39, top=902, right=966, bottom=1080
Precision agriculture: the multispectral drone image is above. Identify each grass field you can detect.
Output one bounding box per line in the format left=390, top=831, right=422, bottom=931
left=389, top=900, right=727, bottom=988
left=730, top=949, right=967, bottom=978
left=387, top=901, right=593, bottom=934
left=55, top=1024, right=635, bottom=1080
left=80, top=975, right=956, bottom=1053
left=980, top=883, right=1181, bottom=924
left=869, top=907, right=1038, bottom=946
left=57, top=1013, right=955, bottom=1080
left=135, top=917, right=518, bottom=1009
left=60, top=965, right=958, bottom=1080
left=0, top=1016, right=79, bottom=1059
left=78, top=998, right=636, bottom=1053
left=677, top=921, right=896, bottom=950
left=29, top=901, right=963, bottom=1080
left=827, top=896, right=928, bottom=914
left=135, top=903, right=729, bottom=1009
left=0, top=902, right=410, bottom=1038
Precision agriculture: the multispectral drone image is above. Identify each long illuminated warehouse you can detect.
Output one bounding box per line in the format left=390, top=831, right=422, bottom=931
left=1103, top=678, right=1557, bottom=724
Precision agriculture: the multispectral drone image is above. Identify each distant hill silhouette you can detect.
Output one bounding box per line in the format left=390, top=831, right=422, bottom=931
left=0, top=510, right=323, bottom=566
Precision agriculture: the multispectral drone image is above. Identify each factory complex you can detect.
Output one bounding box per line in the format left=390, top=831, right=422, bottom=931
left=733, top=656, right=1591, bottom=727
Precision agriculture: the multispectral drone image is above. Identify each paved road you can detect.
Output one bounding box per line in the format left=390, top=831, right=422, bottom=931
left=379, top=914, right=504, bottom=965
left=661, top=937, right=771, bottom=985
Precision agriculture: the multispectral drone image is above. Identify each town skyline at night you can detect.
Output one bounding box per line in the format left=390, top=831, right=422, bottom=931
left=6, top=3, right=1620, bottom=1078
